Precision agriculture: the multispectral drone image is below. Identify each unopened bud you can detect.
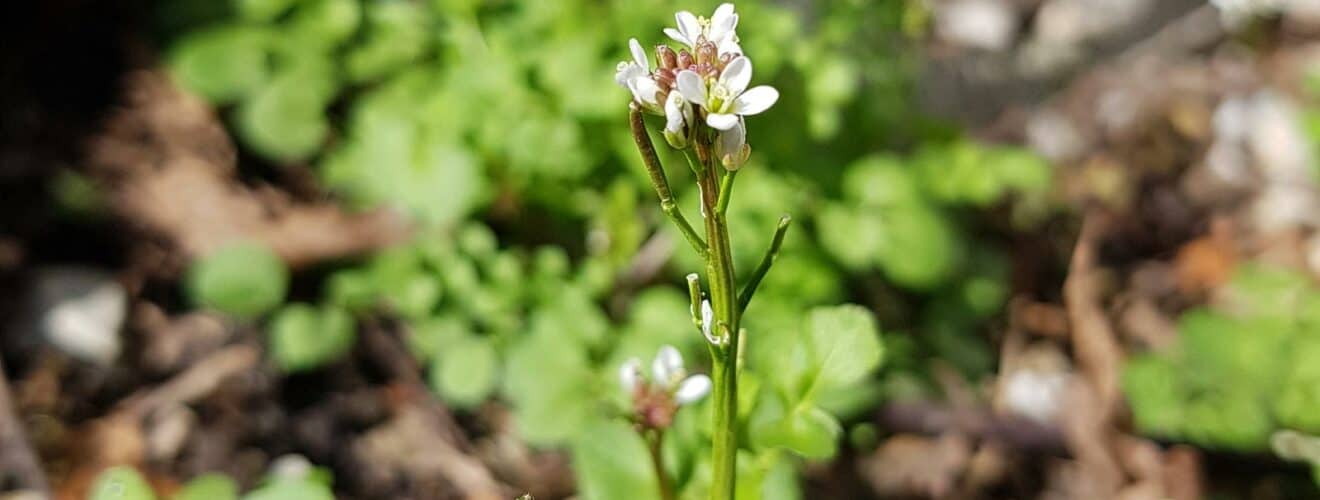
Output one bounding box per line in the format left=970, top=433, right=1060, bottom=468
left=696, top=41, right=717, bottom=66
left=656, top=45, right=677, bottom=70
left=677, top=50, right=694, bottom=69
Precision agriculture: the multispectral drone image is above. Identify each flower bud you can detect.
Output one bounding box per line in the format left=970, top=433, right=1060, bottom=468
left=677, top=50, right=694, bottom=69
left=656, top=45, right=678, bottom=70
left=695, top=40, right=718, bottom=67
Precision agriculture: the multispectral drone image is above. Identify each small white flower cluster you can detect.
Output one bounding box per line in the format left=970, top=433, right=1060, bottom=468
left=614, top=3, right=778, bottom=170
left=619, top=345, right=711, bottom=428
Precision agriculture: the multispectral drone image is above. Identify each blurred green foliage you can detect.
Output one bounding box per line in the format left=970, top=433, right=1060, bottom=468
left=186, top=242, right=290, bottom=318
left=1124, top=264, right=1320, bottom=451
left=89, top=463, right=333, bottom=500
left=157, top=0, right=1056, bottom=496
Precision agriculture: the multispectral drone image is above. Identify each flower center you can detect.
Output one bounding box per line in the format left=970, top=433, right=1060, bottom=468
left=710, top=84, right=733, bottom=112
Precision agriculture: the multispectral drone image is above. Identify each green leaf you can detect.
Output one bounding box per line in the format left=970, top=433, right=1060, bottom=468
left=169, top=25, right=270, bottom=103
left=174, top=474, right=238, bottom=500
left=503, top=333, right=595, bottom=445
left=804, top=305, right=884, bottom=395
left=875, top=204, right=963, bottom=290
left=430, top=336, right=499, bottom=408
left=345, top=2, right=430, bottom=83
left=90, top=467, right=156, bottom=500
left=750, top=396, right=841, bottom=460
left=1122, top=355, right=1185, bottom=436
left=187, top=242, right=289, bottom=318
left=236, top=0, right=298, bottom=21
left=571, top=419, right=659, bottom=500
left=407, top=315, right=470, bottom=362
left=289, top=0, right=361, bottom=47
left=268, top=304, right=356, bottom=372
left=234, top=63, right=335, bottom=162
left=241, top=479, right=334, bottom=500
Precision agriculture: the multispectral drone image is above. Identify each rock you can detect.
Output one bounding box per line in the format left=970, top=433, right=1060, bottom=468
left=28, top=267, right=126, bottom=364
left=936, top=0, right=1018, bottom=51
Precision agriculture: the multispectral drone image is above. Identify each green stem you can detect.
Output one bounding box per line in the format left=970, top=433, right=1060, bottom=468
left=645, top=430, right=676, bottom=500
left=737, top=215, right=791, bottom=313
left=697, top=143, right=739, bottom=500
left=630, top=105, right=707, bottom=258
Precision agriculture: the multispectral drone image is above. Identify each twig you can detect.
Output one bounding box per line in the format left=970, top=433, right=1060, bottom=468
left=0, top=358, right=49, bottom=495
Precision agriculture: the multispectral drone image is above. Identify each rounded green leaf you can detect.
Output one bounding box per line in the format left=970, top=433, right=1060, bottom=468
left=805, top=305, right=884, bottom=393
left=90, top=467, right=156, bottom=500
left=242, top=479, right=334, bottom=500
left=268, top=304, right=356, bottom=372
left=187, top=242, right=289, bottom=318
left=169, top=25, right=270, bottom=103
left=430, top=336, right=499, bottom=408
left=174, top=474, right=238, bottom=500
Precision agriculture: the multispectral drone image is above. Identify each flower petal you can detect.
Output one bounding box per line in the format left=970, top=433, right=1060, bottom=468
left=720, top=56, right=751, bottom=96
left=676, top=70, right=707, bottom=107
left=674, top=374, right=712, bottom=404
left=676, top=11, right=701, bottom=45
left=717, top=38, right=742, bottom=56
left=710, top=4, right=738, bottom=41
left=664, top=92, right=686, bottom=133
left=629, top=76, right=661, bottom=107
left=619, top=358, right=643, bottom=393
left=716, top=119, right=745, bottom=157
left=628, top=38, right=648, bottom=71
left=652, top=345, right=685, bottom=385
left=615, top=62, right=645, bottom=88
left=664, top=28, right=691, bottom=47
left=706, top=112, right=739, bottom=130
left=701, top=299, right=716, bottom=344
left=733, top=86, right=779, bottom=116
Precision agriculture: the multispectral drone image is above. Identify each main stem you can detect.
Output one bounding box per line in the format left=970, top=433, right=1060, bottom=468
left=697, top=145, right=739, bottom=500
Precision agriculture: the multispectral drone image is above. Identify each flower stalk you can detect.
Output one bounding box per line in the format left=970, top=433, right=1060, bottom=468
left=616, top=5, right=786, bottom=498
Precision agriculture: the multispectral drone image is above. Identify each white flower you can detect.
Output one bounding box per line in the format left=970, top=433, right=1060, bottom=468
left=663, top=91, right=692, bottom=148
left=619, top=357, right=644, bottom=393
left=714, top=118, right=749, bottom=170
left=665, top=3, right=742, bottom=56
left=676, top=56, right=778, bottom=130
left=674, top=374, right=712, bottom=404
left=620, top=345, right=711, bottom=405
left=615, top=38, right=661, bottom=111
left=653, top=345, right=685, bottom=386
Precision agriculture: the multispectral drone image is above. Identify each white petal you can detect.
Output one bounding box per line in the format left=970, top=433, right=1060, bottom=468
left=674, top=374, right=712, bottom=404
left=701, top=299, right=715, bottom=343
left=664, top=92, right=686, bottom=133
left=676, top=11, right=702, bottom=45
left=619, top=358, right=643, bottom=393
left=676, top=70, right=707, bottom=107
left=716, top=120, right=745, bottom=157
left=710, top=4, right=738, bottom=41
left=614, top=62, right=635, bottom=87
left=706, top=113, right=739, bottom=130
left=629, top=76, right=661, bottom=107
left=664, top=28, right=691, bottom=47
left=628, top=38, right=649, bottom=71
left=652, top=345, right=685, bottom=385
left=717, top=38, right=742, bottom=56
left=720, top=57, right=751, bottom=96
left=733, top=86, right=778, bottom=116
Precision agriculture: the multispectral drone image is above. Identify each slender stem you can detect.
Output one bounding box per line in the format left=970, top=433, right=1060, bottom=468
left=641, top=429, right=675, bottom=500
left=737, top=215, right=791, bottom=313
left=630, top=105, right=707, bottom=258
left=696, top=142, right=740, bottom=500
left=716, top=170, right=737, bottom=216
